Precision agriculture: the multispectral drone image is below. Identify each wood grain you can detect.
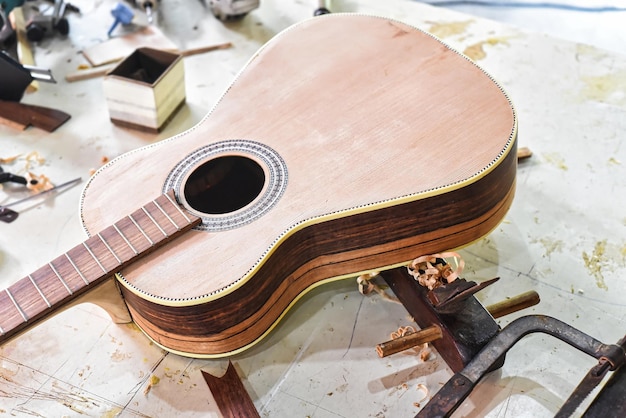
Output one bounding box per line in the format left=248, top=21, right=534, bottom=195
left=202, top=362, right=260, bottom=418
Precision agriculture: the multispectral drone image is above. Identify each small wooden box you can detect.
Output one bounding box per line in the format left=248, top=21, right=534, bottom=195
left=103, top=47, right=185, bottom=132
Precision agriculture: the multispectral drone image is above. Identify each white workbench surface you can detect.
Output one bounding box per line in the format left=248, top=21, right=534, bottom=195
left=1, top=1, right=625, bottom=416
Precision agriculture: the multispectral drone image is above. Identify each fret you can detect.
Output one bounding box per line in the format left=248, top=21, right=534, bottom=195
left=49, top=263, right=74, bottom=295
left=97, top=233, right=122, bottom=264
left=0, top=290, right=25, bottom=335
left=129, top=214, right=155, bottom=246
left=163, top=192, right=192, bottom=223
left=153, top=200, right=179, bottom=230
left=141, top=206, right=167, bottom=237
left=30, top=266, right=74, bottom=305
left=65, top=253, right=90, bottom=285
left=5, top=289, right=28, bottom=322
left=28, top=274, right=52, bottom=308
left=113, top=224, right=139, bottom=255
left=82, top=242, right=107, bottom=273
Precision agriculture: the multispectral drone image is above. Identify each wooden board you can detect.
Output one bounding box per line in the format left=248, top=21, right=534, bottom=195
left=81, top=26, right=178, bottom=67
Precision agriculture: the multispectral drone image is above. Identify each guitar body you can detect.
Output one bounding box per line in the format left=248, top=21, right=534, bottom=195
left=80, top=14, right=517, bottom=357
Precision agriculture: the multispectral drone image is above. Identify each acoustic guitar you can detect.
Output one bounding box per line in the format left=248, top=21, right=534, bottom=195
left=0, top=14, right=517, bottom=357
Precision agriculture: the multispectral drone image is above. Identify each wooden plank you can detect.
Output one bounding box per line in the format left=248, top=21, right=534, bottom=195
left=81, top=26, right=178, bottom=67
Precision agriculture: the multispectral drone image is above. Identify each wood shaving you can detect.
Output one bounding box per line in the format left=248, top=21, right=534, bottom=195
left=417, top=383, right=430, bottom=403
left=143, top=375, right=160, bottom=395
left=0, top=155, right=20, bottom=164
left=356, top=272, right=400, bottom=303
left=408, top=252, right=464, bottom=290
left=24, top=151, right=45, bottom=169
left=25, top=172, right=52, bottom=192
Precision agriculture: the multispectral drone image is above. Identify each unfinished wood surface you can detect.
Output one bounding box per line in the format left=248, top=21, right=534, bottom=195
left=0, top=191, right=200, bottom=345
left=78, top=14, right=517, bottom=357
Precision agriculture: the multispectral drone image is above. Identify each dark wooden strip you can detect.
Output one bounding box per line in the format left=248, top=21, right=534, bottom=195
left=201, top=362, right=260, bottom=418
left=0, top=100, right=71, bottom=132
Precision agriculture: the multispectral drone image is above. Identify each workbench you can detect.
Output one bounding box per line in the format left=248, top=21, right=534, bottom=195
left=1, top=0, right=625, bottom=416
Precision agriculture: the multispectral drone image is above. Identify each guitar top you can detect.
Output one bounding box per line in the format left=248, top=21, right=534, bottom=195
left=78, top=14, right=517, bottom=356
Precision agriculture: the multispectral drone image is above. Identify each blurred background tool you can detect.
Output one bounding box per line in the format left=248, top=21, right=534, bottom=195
left=25, top=0, right=78, bottom=42
left=314, top=0, right=330, bottom=15
left=134, top=0, right=157, bottom=23
left=0, top=0, right=24, bottom=45
left=209, top=0, right=259, bottom=21
left=0, top=50, right=54, bottom=101
left=108, top=2, right=134, bottom=36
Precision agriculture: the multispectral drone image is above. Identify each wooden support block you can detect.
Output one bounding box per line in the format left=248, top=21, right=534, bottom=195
left=380, top=267, right=501, bottom=373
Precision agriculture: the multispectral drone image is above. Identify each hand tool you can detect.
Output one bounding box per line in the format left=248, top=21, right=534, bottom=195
left=133, top=0, right=157, bottom=23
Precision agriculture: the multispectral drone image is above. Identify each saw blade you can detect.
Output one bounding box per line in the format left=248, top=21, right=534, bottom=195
left=555, top=359, right=611, bottom=418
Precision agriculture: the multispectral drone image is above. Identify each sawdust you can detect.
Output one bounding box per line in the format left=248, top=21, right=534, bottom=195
left=543, top=153, right=569, bottom=171
left=582, top=240, right=609, bottom=290
left=463, top=37, right=511, bottom=61
left=426, top=20, right=473, bottom=39
left=143, top=375, right=160, bottom=395
left=101, top=407, right=122, bottom=418
left=534, top=238, right=564, bottom=259
left=110, top=349, right=132, bottom=362
left=580, top=71, right=626, bottom=106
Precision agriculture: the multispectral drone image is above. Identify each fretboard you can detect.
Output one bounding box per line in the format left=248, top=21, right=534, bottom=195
left=0, top=190, right=201, bottom=343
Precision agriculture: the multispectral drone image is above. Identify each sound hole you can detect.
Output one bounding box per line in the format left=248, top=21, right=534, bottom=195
left=184, top=156, right=265, bottom=214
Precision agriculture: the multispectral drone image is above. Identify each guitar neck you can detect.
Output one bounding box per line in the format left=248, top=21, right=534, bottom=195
left=0, top=191, right=200, bottom=343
